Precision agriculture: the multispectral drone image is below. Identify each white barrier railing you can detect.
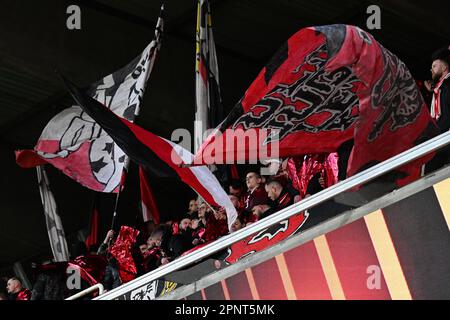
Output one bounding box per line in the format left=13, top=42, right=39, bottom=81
left=78, top=131, right=449, bottom=300
left=157, top=164, right=450, bottom=300
left=65, top=283, right=104, bottom=300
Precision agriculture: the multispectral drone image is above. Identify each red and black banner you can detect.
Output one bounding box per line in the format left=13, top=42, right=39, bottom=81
left=139, top=166, right=161, bottom=224
left=194, top=24, right=437, bottom=186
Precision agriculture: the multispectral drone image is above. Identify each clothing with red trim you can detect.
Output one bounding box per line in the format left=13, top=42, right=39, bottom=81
left=431, top=73, right=450, bottom=133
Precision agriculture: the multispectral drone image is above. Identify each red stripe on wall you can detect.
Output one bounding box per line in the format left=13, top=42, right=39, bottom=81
left=283, top=240, right=332, bottom=300
left=224, top=271, right=254, bottom=300
left=250, top=258, right=288, bottom=300
left=325, top=218, right=391, bottom=300
left=203, top=282, right=225, bottom=300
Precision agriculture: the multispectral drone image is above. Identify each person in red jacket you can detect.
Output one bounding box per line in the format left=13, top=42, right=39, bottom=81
left=244, top=172, right=269, bottom=210
left=6, top=277, right=31, bottom=300
left=243, top=171, right=269, bottom=224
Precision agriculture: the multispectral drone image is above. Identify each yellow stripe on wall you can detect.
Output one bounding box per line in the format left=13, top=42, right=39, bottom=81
left=433, top=178, right=450, bottom=230
left=313, top=235, right=346, bottom=300
left=364, top=210, right=412, bottom=300
left=275, top=254, right=298, bottom=300
left=244, top=268, right=261, bottom=300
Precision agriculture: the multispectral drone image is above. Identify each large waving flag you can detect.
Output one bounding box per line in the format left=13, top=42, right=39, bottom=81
left=193, top=25, right=437, bottom=185
left=62, top=76, right=237, bottom=230
left=15, top=6, right=164, bottom=193
left=194, top=0, right=222, bottom=151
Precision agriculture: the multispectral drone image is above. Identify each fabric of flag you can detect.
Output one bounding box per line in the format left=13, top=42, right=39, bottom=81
left=139, top=166, right=161, bottom=224
left=62, top=76, right=238, bottom=229
left=15, top=6, right=164, bottom=193
left=36, top=166, right=70, bottom=262
left=194, top=0, right=222, bottom=151
left=193, top=24, right=437, bottom=186
left=84, top=195, right=100, bottom=249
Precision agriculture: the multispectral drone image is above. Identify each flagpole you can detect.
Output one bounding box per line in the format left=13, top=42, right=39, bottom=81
left=108, top=5, right=164, bottom=233
left=109, top=158, right=129, bottom=231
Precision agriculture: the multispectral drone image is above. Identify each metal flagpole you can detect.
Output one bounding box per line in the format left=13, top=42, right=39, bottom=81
left=108, top=4, right=164, bottom=234
left=109, top=157, right=130, bottom=231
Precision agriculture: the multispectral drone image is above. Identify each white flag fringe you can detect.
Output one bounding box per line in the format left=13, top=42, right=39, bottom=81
left=36, top=166, right=70, bottom=262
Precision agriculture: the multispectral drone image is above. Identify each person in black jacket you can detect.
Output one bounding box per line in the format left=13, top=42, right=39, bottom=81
left=425, top=47, right=450, bottom=173
left=97, top=230, right=121, bottom=291
left=251, top=179, right=294, bottom=220
left=6, top=277, right=31, bottom=300
left=149, top=223, right=194, bottom=266
left=30, top=261, right=67, bottom=300
left=425, top=47, right=450, bottom=132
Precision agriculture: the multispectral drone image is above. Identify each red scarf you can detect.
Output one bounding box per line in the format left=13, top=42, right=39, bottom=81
left=431, top=73, right=450, bottom=120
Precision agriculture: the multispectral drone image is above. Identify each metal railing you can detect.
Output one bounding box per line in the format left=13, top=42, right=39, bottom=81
left=88, top=131, right=450, bottom=300
left=65, top=283, right=104, bottom=300
left=158, top=164, right=450, bottom=300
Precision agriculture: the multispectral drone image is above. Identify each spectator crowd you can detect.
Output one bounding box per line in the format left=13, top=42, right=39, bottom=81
left=1, top=46, right=449, bottom=300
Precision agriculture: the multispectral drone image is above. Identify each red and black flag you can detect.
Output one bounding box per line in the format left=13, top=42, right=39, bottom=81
left=195, top=0, right=222, bottom=151
left=85, top=194, right=100, bottom=249
left=193, top=24, right=437, bottom=185
left=61, top=76, right=238, bottom=229
left=139, top=166, right=161, bottom=224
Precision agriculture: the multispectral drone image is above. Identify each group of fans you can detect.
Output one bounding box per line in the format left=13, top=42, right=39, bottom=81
left=0, top=154, right=340, bottom=300
left=1, top=46, right=449, bottom=301
left=94, top=154, right=340, bottom=292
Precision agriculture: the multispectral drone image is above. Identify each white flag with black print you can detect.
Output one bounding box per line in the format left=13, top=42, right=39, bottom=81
left=36, top=166, right=70, bottom=262
left=16, top=5, right=164, bottom=193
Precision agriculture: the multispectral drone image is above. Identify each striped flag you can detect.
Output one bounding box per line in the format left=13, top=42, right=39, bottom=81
left=36, top=166, right=70, bottom=262
left=194, top=0, right=222, bottom=152
left=193, top=25, right=436, bottom=186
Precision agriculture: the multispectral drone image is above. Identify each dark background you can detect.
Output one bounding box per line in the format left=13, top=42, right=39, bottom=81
left=0, top=0, right=449, bottom=275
